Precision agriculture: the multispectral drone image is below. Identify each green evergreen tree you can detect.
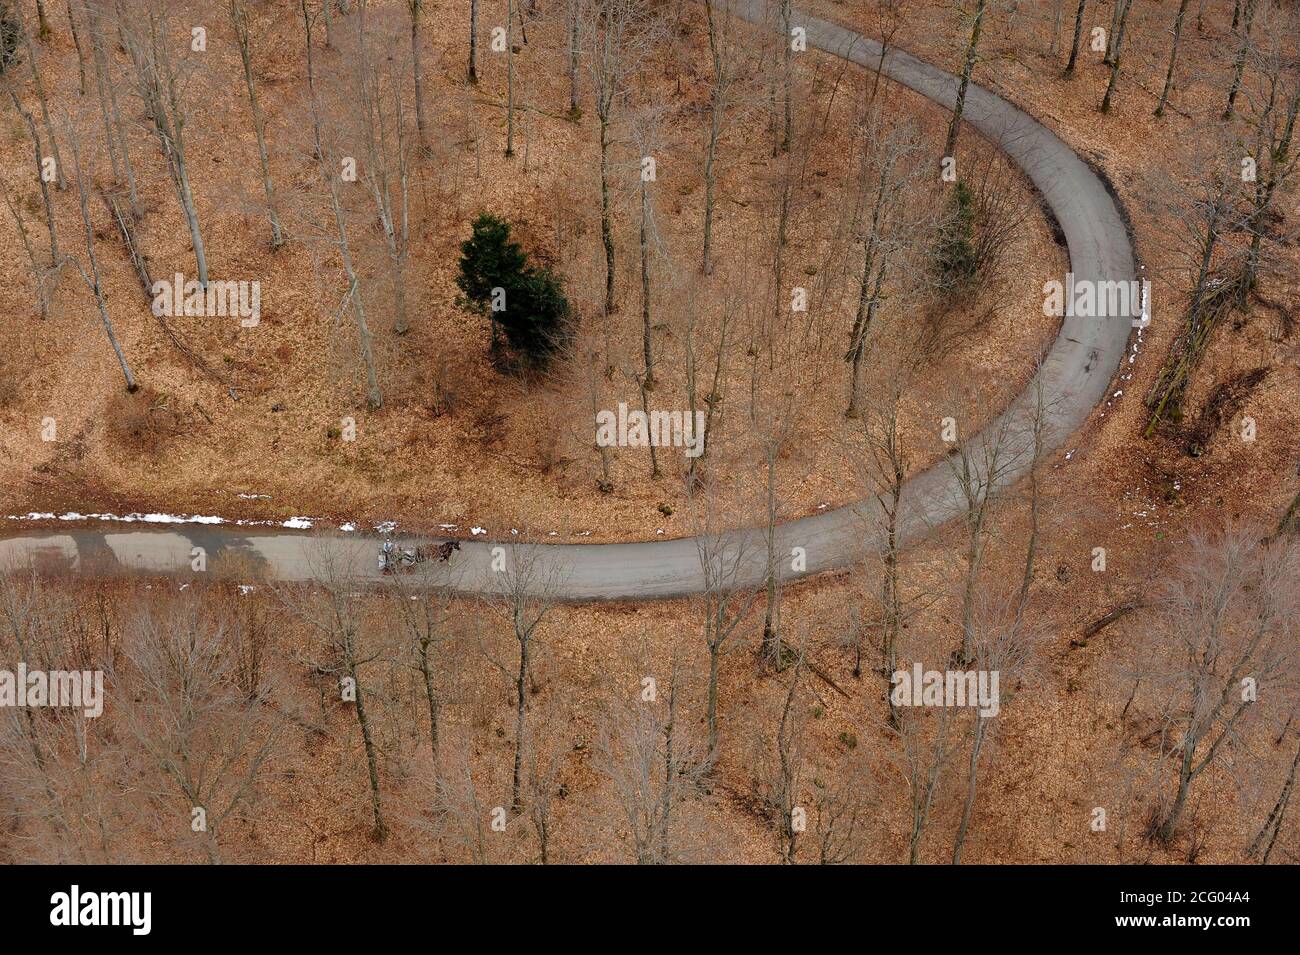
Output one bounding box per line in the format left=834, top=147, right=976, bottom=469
left=457, top=213, right=571, bottom=367
left=935, top=180, right=978, bottom=293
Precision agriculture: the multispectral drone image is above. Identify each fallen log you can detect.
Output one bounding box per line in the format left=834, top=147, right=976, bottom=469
left=1082, top=601, right=1143, bottom=639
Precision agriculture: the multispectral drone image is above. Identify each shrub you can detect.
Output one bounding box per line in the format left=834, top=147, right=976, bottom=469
left=934, top=180, right=978, bottom=293
left=0, top=2, right=20, bottom=74
left=456, top=213, right=571, bottom=369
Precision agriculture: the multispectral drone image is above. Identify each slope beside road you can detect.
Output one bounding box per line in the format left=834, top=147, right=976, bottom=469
left=0, top=1, right=1137, bottom=600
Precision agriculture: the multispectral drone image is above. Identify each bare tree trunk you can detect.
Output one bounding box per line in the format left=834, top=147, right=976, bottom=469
left=846, top=157, right=891, bottom=417
left=1104, top=0, right=1122, bottom=64
left=706, top=641, right=721, bottom=754
left=779, top=0, right=792, bottom=152
left=951, top=716, right=988, bottom=864
left=1276, top=486, right=1300, bottom=539
left=567, top=0, right=580, bottom=112
left=408, top=0, right=427, bottom=150
left=760, top=446, right=781, bottom=662
left=326, top=172, right=382, bottom=409
left=66, top=0, right=88, bottom=95
left=231, top=0, right=283, bottom=248
left=638, top=179, right=655, bottom=391
left=35, top=0, right=51, bottom=38
left=1100, top=0, right=1133, bottom=113
left=701, top=0, right=725, bottom=276
left=0, top=169, right=50, bottom=320
left=1250, top=739, right=1300, bottom=861
left=505, top=0, right=515, bottom=156
left=346, top=627, right=387, bottom=841
left=8, top=90, right=59, bottom=265
left=1064, top=0, right=1087, bottom=73
left=127, top=7, right=209, bottom=286
left=66, top=125, right=137, bottom=392
left=510, top=632, right=529, bottom=811
left=1144, top=174, right=1230, bottom=434
left=468, top=0, right=478, bottom=83
left=90, top=5, right=140, bottom=217
left=419, top=651, right=439, bottom=765
left=19, top=8, right=65, bottom=190
left=1155, top=0, right=1191, bottom=117
left=1245, top=82, right=1300, bottom=291
left=1224, top=0, right=1258, bottom=119
left=599, top=116, right=615, bottom=316
left=303, top=0, right=382, bottom=408
left=943, top=0, right=987, bottom=160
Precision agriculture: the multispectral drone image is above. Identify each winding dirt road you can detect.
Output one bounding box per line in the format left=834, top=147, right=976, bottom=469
left=0, top=1, right=1137, bottom=600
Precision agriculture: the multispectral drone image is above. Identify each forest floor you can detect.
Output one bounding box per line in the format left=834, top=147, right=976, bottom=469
left=0, top=0, right=1297, bottom=864
left=0, top=0, right=1064, bottom=541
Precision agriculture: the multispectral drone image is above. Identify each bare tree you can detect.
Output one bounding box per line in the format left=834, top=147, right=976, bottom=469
left=845, top=111, right=927, bottom=418
left=230, top=0, right=284, bottom=247
left=1099, top=0, right=1135, bottom=113
left=565, top=0, right=582, bottom=113
left=14, top=0, right=64, bottom=190
left=428, top=759, right=495, bottom=863
left=893, top=684, right=961, bottom=863
left=63, top=114, right=137, bottom=392
left=387, top=574, right=458, bottom=768
left=0, top=571, right=121, bottom=863
left=855, top=363, right=911, bottom=697
left=1224, top=0, right=1262, bottom=119
left=355, top=4, right=414, bottom=335
left=750, top=646, right=809, bottom=862
left=3, top=75, right=60, bottom=266
left=88, top=0, right=140, bottom=218
left=522, top=707, right=567, bottom=863
left=0, top=165, right=52, bottom=320
left=482, top=542, right=564, bottom=812
left=301, top=0, right=384, bottom=408
left=1064, top=0, right=1088, bottom=74
left=810, top=761, right=874, bottom=864
left=584, top=0, right=658, bottom=318
left=950, top=588, right=1040, bottom=863
left=943, top=0, right=989, bottom=161
left=468, top=0, right=478, bottom=83
left=120, top=595, right=282, bottom=863
left=1142, top=135, right=1249, bottom=435
left=66, top=0, right=89, bottom=95
left=280, top=540, right=390, bottom=841
left=405, top=0, right=428, bottom=149
left=1238, top=4, right=1300, bottom=297
left=1155, top=0, right=1193, bottom=117
left=866, top=0, right=904, bottom=102
left=947, top=406, right=1024, bottom=663
left=1134, top=525, right=1300, bottom=843
left=690, top=495, right=759, bottom=757
left=596, top=663, right=709, bottom=863
left=1250, top=737, right=1300, bottom=863
left=118, top=0, right=209, bottom=287
left=700, top=0, right=741, bottom=276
